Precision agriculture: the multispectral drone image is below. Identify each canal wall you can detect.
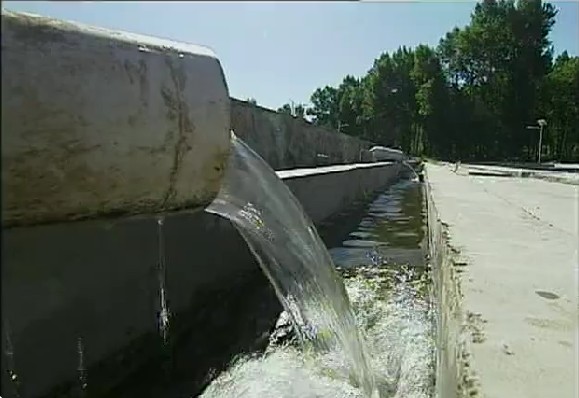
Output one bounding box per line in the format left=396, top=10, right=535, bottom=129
left=231, top=98, right=375, bottom=170
left=425, top=170, right=476, bottom=398
left=2, top=162, right=402, bottom=397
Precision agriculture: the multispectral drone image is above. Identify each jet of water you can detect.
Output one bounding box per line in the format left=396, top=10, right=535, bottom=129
left=206, top=132, right=379, bottom=398
left=401, top=160, right=421, bottom=182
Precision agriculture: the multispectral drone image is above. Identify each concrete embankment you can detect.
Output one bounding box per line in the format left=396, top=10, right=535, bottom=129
left=426, top=163, right=578, bottom=398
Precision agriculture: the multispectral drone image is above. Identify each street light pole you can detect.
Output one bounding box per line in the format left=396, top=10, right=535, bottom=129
left=537, top=125, right=543, bottom=164
left=537, top=119, right=547, bottom=164
left=337, top=121, right=349, bottom=134
left=526, top=119, right=547, bottom=164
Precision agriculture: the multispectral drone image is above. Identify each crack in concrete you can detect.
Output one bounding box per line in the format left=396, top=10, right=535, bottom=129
left=162, top=57, right=193, bottom=207
left=479, top=184, right=573, bottom=237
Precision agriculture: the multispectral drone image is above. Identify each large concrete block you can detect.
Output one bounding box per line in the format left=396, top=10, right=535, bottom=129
left=1, top=10, right=231, bottom=227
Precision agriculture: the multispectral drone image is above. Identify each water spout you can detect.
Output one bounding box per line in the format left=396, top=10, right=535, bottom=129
left=400, top=160, right=421, bottom=182
left=206, top=133, right=379, bottom=397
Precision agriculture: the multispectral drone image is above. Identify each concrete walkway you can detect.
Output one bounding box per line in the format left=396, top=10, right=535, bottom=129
left=463, top=164, right=579, bottom=185
left=427, top=164, right=578, bottom=398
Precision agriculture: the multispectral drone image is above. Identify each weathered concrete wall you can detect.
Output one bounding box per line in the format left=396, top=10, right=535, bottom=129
left=1, top=10, right=231, bottom=227
left=426, top=174, right=471, bottom=398
left=1, top=162, right=401, bottom=398
left=231, top=98, right=374, bottom=170
left=281, top=162, right=400, bottom=222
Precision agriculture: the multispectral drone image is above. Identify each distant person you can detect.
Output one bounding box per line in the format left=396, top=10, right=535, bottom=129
left=454, top=161, right=461, bottom=173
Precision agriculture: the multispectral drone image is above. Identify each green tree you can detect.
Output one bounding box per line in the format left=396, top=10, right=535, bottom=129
left=537, top=53, right=579, bottom=160
left=278, top=103, right=292, bottom=115
left=278, top=102, right=307, bottom=119
left=308, top=86, right=340, bottom=128
left=336, top=75, right=366, bottom=137
left=304, top=0, right=575, bottom=161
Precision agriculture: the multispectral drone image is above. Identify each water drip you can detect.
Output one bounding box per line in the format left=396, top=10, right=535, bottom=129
left=77, top=337, right=88, bottom=395
left=3, top=320, right=22, bottom=397
left=156, top=216, right=171, bottom=346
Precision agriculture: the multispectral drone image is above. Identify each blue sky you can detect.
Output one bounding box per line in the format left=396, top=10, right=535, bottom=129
left=4, top=1, right=578, bottom=110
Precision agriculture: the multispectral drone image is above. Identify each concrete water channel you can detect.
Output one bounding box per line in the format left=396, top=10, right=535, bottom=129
left=38, top=173, right=434, bottom=398
left=0, top=11, right=443, bottom=398
left=3, top=170, right=432, bottom=398
left=5, top=10, right=575, bottom=398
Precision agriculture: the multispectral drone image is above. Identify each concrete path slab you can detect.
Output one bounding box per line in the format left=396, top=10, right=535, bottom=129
left=427, top=164, right=578, bottom=398
left=462, top=164, right=579, bottom=185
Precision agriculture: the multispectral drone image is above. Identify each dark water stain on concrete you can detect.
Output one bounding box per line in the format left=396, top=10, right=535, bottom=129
left=535, top=290, right=560, bottom=300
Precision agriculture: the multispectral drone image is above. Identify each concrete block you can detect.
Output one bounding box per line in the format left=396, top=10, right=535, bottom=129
left=1, top=10, right=231, bottom=227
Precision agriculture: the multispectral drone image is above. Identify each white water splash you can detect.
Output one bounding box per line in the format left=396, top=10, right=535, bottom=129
left=202, top=266, right=434, bottom=398
left=206, top=133, right=378, bottom=397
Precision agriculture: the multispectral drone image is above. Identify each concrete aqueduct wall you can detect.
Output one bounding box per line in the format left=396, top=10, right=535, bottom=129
left=1, top=10, right=402, bottom=397
left=231, top=98, right=374, bottom=170
left=1, top=10, right=231, bottom=228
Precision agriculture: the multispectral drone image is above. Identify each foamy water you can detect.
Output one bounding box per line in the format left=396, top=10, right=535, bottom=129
left=202, top=266, right=434, bottom=398
left=205, top=134, right=433, bottom=398
left=206, top=133, right=378, bottom=396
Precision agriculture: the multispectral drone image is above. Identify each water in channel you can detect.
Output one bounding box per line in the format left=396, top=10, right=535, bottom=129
left=204, top=133, right=434, bottom=398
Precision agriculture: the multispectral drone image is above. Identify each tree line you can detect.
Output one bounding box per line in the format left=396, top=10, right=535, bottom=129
left=277, top=0, right=579, bottom=162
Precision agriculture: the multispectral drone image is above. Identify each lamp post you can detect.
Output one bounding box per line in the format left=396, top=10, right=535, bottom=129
left=337, top=121, right=349, bottom=134
left=526, top=119, right=547, bottom=164
left=537, top=119, right=547, bottom=164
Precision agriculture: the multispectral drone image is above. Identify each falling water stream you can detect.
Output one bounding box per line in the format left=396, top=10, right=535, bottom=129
left=206, top=133, right=379, bottom=397
left=401, top=161, right=421, bottom=182
left=204, top=133, right=434, bottom=398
